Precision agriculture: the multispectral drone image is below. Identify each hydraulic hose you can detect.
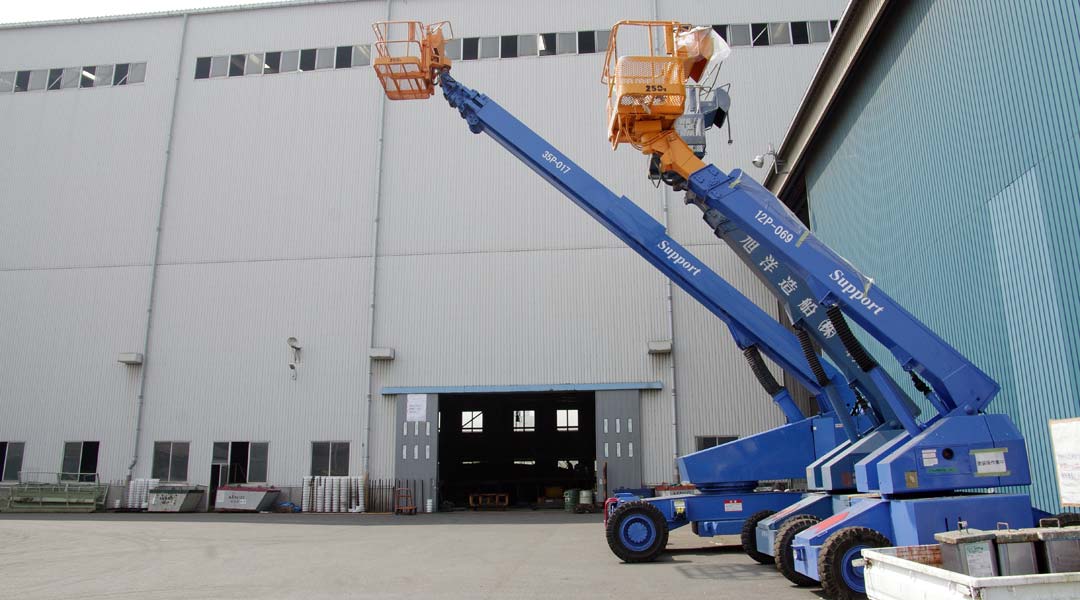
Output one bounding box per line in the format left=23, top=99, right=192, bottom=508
left=826, top=305, right=877, bottom=373
left=796, top=327, right=830, bottom=387
left=909, top=371, right=932, bottom=396
left=743, top=346, right=783, bottom=396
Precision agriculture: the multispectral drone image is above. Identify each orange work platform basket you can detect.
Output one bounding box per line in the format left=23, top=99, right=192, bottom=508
left=602, top=21, right=692, bottom=148
left=372, top=20, right=452, bottom=100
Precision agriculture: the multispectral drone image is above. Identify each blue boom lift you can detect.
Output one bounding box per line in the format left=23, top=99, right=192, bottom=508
left=371, top=20, right=1050, bottom=600
left=371, top=18, right=878, bottom=559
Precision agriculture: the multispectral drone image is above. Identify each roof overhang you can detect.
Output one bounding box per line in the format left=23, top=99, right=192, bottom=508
left=764, top=0, right=894, bottom=199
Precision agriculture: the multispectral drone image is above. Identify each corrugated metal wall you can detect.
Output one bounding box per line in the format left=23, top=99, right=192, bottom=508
left=0, top=16, right=184, bottom=483
left=1, top=0, right=847, bottom=488
left=804, top=0, right=1080, bottom=512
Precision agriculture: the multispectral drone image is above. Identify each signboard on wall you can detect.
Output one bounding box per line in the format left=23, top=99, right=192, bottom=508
left=1049, top=417, right=1080, bottom=507
left=406, top=394, right=427, bottom=422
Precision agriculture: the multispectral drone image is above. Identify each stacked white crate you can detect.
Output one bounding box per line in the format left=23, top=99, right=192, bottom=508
left=125, top=478, right=159, bottom=510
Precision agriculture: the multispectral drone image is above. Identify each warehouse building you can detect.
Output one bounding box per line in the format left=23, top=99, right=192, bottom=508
left=766, top=0, right=1080, bottom=513
left=0, top=0, right=847, bottom=507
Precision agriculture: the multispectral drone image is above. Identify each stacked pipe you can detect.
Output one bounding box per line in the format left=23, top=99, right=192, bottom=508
left=301, top=476, right=365, bottom=513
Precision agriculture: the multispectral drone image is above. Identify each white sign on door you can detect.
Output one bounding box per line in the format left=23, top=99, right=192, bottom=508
left=406, top=394, right=427, bottom=422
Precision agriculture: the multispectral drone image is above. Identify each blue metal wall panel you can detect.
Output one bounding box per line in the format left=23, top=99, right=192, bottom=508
left=804, top=0, right=1080, bottom=512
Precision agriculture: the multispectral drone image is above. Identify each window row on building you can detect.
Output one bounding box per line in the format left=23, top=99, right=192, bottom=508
left=717, top=20, right=839, bottom=48
left=194, top=45, right=370, bottom=79
left=449, top=20, right=838, bottom=62
left=191, top=18, right=838, bottom=80
left=0, top=62, right=146, bottom=94
left=0, top=439, right=351, bottom=484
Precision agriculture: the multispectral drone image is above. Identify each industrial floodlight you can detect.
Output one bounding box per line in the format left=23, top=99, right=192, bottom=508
left=286, top=337, right=302, bottom=350
left=752, top=143, right=787, bottom=174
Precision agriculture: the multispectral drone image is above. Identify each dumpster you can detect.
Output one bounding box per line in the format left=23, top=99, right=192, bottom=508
left=214, top=485, right=280, bottom=512
left=148, top=486, right=205, bottom=512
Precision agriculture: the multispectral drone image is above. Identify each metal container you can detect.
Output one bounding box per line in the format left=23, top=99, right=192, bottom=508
left=214, top=486, right=281, bottom=512
left=563, top=489, right=579, bottom=512
left=148, top=486, right=205, bottom=512
left=993, top=527, right=1041, bottom=576
left=1037, top=527, right=1080, bottom=574
left=934, top=529, right=999, bottom=577
left=864, top=546, right=1080, bottom=600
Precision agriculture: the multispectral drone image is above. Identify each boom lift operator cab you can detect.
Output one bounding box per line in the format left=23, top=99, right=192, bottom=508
left=372, top=20, right=1046, bottom=600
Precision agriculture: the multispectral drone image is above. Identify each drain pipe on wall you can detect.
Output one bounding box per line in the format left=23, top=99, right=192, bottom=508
left=361, top=0, right=393, bottom=481
left=659, top=187, right=681, bottom=482
left=128, top=13, right=190, bottom=481
left=652, top=0, right=681, bottom=483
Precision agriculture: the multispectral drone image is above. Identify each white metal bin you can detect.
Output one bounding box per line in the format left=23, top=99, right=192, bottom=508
left=864, top=546, right=1080, bottom=600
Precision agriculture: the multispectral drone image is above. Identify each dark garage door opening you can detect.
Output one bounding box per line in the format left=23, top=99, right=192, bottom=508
left=438, top=391, right=595, bottom=507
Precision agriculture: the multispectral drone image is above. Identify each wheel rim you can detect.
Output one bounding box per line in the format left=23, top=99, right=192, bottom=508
left=840, top=545, right=868, bottom=594
left=619, top=514, right=656, bottom=551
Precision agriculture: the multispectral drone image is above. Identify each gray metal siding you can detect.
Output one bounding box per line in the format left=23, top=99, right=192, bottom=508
left=0, top=17, right=183, bottom=270
left=804, top=0, right=1080, bottom=511
left=137, top=258, right=372, bottom=483
left=0, top=267, right=148, bottom=483
left=1, top=0, right=847, bottom=489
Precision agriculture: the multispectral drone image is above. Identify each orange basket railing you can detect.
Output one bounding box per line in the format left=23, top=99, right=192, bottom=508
left=372, top=20, right=452, bottom=100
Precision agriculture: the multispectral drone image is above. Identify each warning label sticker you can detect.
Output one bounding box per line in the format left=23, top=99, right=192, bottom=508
left=973, top=448, right=1009, bottom=476
left=921, top=449, right=938, bottom=467
left=724, top=500, right=743, bottom=512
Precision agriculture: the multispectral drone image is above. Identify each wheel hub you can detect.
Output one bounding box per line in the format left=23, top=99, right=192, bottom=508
left=621, top=516, right=655, bottom=549
left=841, top=545, right=868, bottom=593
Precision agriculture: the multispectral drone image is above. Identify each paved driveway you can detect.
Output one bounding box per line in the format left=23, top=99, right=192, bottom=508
left=0, top=511, right=825, bottom=599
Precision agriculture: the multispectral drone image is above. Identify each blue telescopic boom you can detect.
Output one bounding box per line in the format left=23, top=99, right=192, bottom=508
left=437, top=73, right=860, bottom=429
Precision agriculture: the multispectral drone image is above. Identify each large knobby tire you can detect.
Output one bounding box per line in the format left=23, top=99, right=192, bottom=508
left=605, top=500, right=669, bottom=563
left=742, top=509, right=776, bottom=564
left=818, top=526, right=891, bottom=600
left=774, top=514, right=821, bottom=587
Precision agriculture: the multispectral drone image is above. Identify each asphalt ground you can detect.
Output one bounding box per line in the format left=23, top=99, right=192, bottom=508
left=0, top=511, right=828, bottom=599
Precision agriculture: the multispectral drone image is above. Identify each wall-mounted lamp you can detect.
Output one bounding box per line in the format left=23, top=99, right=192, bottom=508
left=286, top=337, right=302, bottom=362
left=287, top=337, right=302, bottom=380
left=752, top=144, right=788, bottom=174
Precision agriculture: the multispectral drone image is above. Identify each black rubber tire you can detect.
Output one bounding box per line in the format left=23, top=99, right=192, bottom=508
left=741, top=509, right=777, bottom=564
left=774, top=514, right=821, bottom=587
left=818, top=526, right=891, bottom=600
left=605, top=500, right=669, bottom=563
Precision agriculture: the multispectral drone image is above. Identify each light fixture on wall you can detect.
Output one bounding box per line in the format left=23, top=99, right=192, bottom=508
left=752, top=144, right=788, bottom=174
left=287, top=337, right=302, bottom=380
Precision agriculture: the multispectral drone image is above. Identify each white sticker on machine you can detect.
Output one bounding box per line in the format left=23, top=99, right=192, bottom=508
left=921, top=449, right=938, bottom=467
left=973, top=448, right=1009, bottom=476
left=724, top=499, right=743, bottom=512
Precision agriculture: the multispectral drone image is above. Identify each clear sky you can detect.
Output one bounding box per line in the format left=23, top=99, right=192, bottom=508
left=0, top=0, right=282, bottom=25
